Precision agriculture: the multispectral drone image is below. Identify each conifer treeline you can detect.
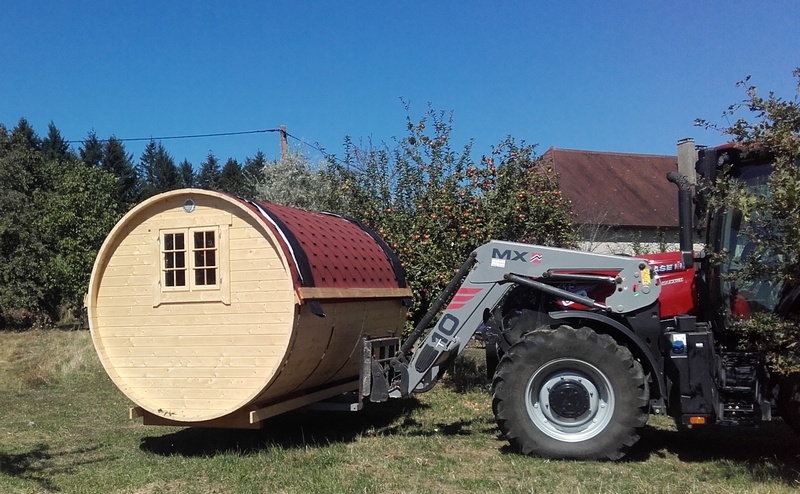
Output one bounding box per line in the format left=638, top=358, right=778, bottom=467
left=0, top=118, right=267, bottom=326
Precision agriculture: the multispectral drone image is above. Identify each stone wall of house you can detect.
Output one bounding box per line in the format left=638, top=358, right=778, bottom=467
left=576, top=226, right=702, bottom=256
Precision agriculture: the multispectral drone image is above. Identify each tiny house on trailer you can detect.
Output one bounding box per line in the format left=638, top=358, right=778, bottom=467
left=86, top=189, right=410, bottom=428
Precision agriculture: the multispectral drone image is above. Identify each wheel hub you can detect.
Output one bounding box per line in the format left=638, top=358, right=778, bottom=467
left=548, top=381, right=590, bottom=418
left=525, top=358, right=615, bottom=442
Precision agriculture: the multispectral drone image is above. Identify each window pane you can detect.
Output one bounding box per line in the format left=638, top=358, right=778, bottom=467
left=195, top=250, right=205, bottom=267
left=205, top=231, right=215, bottom=248
left=206, top=250, right=216, bottom=267
left=194, top=231, right=203, bottom=248
left=161, top=231, right=188, bottom=290
left=195, top=269, right=205, bottom=286
left=207, top=268, right=217, bottom=285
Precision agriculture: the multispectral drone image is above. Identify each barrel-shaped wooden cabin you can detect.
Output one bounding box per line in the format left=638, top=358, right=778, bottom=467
left=87, top=189, right=410, bottom=428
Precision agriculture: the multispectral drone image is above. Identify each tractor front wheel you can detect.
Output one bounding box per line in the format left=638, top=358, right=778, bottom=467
left=491, top=325, right=648, bottom=460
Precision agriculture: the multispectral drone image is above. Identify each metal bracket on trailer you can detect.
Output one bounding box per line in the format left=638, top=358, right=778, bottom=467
left=360, top=336, right=401, bottom=403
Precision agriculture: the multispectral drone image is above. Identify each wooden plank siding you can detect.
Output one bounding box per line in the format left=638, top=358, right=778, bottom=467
left=90, top=191, right=295, bottom=422
left=87, top=189, right=409, bottom=426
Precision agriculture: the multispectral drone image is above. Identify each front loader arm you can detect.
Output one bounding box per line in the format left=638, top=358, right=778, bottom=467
left=391, top=240, right=661, bottom=397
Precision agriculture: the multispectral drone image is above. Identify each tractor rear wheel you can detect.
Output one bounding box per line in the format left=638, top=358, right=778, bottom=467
left=491, top=325, right=648, bottom=460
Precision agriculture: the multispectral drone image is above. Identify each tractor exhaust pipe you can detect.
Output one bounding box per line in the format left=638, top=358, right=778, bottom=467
left=667, top=169, right=694, bottom=269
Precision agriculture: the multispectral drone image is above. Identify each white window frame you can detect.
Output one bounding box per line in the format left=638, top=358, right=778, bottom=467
left=153, top=218, right=230, bottom=307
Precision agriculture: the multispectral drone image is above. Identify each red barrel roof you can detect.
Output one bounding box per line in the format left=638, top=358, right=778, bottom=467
left=239, top=198, right=406, bottom=292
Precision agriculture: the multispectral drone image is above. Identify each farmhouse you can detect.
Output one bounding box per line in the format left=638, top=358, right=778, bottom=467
left=542, top=147, right=682, bottom=254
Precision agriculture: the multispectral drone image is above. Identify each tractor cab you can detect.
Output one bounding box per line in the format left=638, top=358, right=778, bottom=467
left=692, top=143, right=787, bottom=333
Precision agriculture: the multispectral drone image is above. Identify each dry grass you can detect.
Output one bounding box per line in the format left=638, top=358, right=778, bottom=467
left=0, top=329, right=96, bottom=389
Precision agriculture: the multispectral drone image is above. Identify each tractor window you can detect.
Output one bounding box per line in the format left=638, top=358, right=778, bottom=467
left=717, top=164, right=780, bottom=318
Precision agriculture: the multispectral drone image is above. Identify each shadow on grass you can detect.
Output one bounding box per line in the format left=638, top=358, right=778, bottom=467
left=0, top=444, right=59, bottom=491
left=443, top=349, right=491, bottom=393
left=490, top=421, right=800, bottom=486
left=139, top=396, right=429, bottom=457
left=628, top=419, right=800, bottom=485
left=140, top=350, right=500, bottom=459
left=382, top=414, right=497, bottom=439
left=0, top=443, right=108, bottom=492
left=441, top=345, right=800, bottom=485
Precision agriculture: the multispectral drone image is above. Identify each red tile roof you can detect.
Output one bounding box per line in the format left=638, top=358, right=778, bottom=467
left=543, top=148, right=679, bottom=228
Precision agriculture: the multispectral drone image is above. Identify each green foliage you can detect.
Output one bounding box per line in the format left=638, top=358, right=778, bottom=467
left=36, top=159, right=121, bottom=315
left=218, top=158, right=246, bottom=196
left=698, top=69, right=800, bottom=371
left=102, top=136, right=140, bottom=207
left=139, top=140, right=179, bottom=198
left=251, top=107, right=576, bottom=324
left=79, top=131, right=104, bottom=168
left=178, top=159, right=195, bottom=188
left=41, top=121, right=72, bottom=161
left=481, top=138, right=576, bottom=247
left=730, top=313, right=800, bottom=373
left=197, top=151, right=221, bottom=190
left=0, top=122, right=121, bottom=325
left=241, top=150, right=267, bottom=197
left=0, top=121, right=52, bottom=324
left=253, top=150, right=335, bottom=210
left=698, top=71, right=800, bottom=284
left=10, top=118, right=41, bottom=152
left=325, top=106, right=577, bottom=324
left=0, top=110, right=576, bottom=327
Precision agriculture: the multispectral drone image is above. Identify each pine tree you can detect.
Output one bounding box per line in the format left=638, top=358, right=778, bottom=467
left=79, top=131, right=104, bottom=168
left=0, top=121, right=50, bottom=322
left=137, top=140, right=159, bottom=198
left=7, top=119, right=48, bottom=191
left=242, top=150, right=267, bottom=197
left=102, top=136, right=140, bottom=206
left=219, top=157, right=244, bottom=195
left=41, top=121, right=72, bottom=161
left=178, top=159, right=195, bottom=188
left=138, top=140, right=179, bottom=197
left=11, top=118, right=41, bottom=152
left=0, top=121, right=122, bottom=325
left=197, top=151, right=221, bottom=190
left=151, top=143, right=179, bottom=192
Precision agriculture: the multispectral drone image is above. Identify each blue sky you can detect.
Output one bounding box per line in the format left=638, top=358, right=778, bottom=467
left=1, top=1, right=798, bottom=168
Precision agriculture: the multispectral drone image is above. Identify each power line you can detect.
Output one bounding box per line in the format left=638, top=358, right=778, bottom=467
left=64, top=128, right=281, bottom=144
left=283, top=131, right=331, bottom=157
left=282, top=130, right=347, bottom=166
left=63, top=126, right=348, bottom=167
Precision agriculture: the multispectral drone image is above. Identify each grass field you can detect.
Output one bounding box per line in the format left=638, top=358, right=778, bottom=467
left=1, top=330, right=800, bottom=493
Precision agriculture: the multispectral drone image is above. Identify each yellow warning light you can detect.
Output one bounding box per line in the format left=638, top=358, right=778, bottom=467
left=688, top=416, right=707, bottom=425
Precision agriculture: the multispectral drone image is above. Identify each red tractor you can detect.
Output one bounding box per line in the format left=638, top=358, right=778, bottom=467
left=361, top=139, right=800, bottom=460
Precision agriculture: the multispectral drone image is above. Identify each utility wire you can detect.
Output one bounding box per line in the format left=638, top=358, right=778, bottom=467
left=282, top=131, right=339, bottom=162
left=64, top=128, right=281, bottom=144
left=64, top=126, right=348, bottom=167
